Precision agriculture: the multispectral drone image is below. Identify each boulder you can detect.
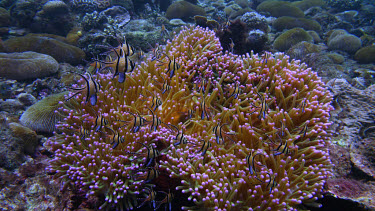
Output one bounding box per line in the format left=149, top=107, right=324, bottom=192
left=327, top=29, right=361, bottom=54
left=273, top=27, right=313, bottom=51
left=354, top=45, right=375, bottom=64
left=3, top=34, right=85, bottom=65
left=0, top=7, right=10, bottom=27
left=256, top=1, right=304, bottom=18
left=166, top=1, right=206, bottom=20
left=0, top=52, right=59, bottom=80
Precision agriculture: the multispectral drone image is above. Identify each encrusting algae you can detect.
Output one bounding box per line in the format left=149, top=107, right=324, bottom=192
left=46, top=26, right=333, bottom=210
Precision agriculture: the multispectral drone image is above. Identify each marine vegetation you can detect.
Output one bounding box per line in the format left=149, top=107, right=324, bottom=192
left=47, top=26, right=333, bottom=210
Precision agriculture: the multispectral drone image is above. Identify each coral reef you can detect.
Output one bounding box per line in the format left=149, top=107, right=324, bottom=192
left=47, top=26, right=332, bottom=210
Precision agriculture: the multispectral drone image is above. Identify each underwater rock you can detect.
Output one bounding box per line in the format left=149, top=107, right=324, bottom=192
left=325, top=177, right=375, bottom=210
left=326, top=52, right=345, bottom=64
left=0, top=113, right=26, bottom=170
left=0, top=98, right=24, bottom=113
left=0, top=52, right=59, bottom=81
left=20, top=91, right=69, bottom=134
left=0, top=7, right=11, bottom=27
left=286, top=41, right=326, bottom=60
left=328, top=79, right=375, bottom=144
left=273, top=27, right=313, bottom=51
left=0, top=156, right=60, bottom=209
left=307, top=30, right=322, bottom=43
left=3, top=34, right=85, bottom=65
left=325, top=0, right=362, bottom=11
left=65, top=27, right=83, bottom=46
left=30, top=0, right=74, bottom=36
left=39, top=0, right=69, bottom=17
left=10, top=0, right=43, bottom=28
left=228, top=8, right=254, bottom=20
left=335, top=10, right=359, bottom=23
left=111, top=0, right=133, bottom=10
left=169, top=18, right=187, bottom=26
left=311, top=11, right=340, bottom=30
left=327, top=29, right=362, bottom=54
left=354, top=45, right=375, bottom=64
left=17, top=93, right=37, bottom=106
left=235, top=0, right=251, bottom=8
left=8, top=122, right=38, bottom=155
left=240, top=11, right=269, bottom=33
left=166, top=0, right=206, bottom=20
left=273, top=16, right=321, bottom=32
left=350, top=137, right=375, bottom=179
left=291, top=0, right=324, bottom=11
left=256, top=1, right=304, bottom=18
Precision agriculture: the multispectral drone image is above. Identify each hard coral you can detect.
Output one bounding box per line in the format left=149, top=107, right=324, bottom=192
left=47, top=26, right=333, bottom=210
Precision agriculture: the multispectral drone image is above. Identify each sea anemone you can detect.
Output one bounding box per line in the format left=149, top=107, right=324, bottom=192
left=47, top=26, right=333, bottom=210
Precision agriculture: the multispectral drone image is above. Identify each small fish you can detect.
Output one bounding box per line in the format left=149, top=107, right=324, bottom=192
left=112, top=48, right=136, bottom=83
left=105, top=126, right=125, bottom=149
left=213, top=123, right=235, bottom=144
left=299, top=99, right=307, bottom=113
left=152, top=75, right=172, bottom=94
left=140, top=90, right=162, bottom=111
left=256, top=91, right=268, bottom=120
left=262, top=52, right=271, bottom=66
left=221, top=18, right=231, bottom=30
left=79, top=126, right=90, bottom=141
left=200, top=100, right=210, bottom=120
left=88, top=55, right=104, bottom=74
left=155, top=190, right=174, bottom=211
left=135, top=167, right=160, bottom=183
left=160, top=24, right=171, bottom=41
left=229, top=38, right=235, bottom=53
left=115, top=36, right=135, bottom=57
left=196, top=139, right=211, bottom=156
left=298, top=123, right=308, bottom=138
left=266, top=173, right=277, bottom=194
left=187, top=109, right=195, bottom=119
left=229, top=83, right=241, bottom=99
left=145, top=107, right=165, bottom=132
left=66, top=72, right=101, bottom=106
left=196, top=78, right=208, bottom=93
left=279, top=120, right=286, bottom=137
left=272, top=140, right=290, bottom=156
left=169, top=124, right=188, bottom=146
left=117, top=111, right=147, bottom=133
left=158, top=54, right=180, bottom=78
left=246, top=152, right=265, bottom=175
left=93, top=112, right=109, bottom=132
left=137, top=187, right=157, bottom=209
left=151, top=44, right=163, bottom=61
left=135, top=142, right=160, bottom=167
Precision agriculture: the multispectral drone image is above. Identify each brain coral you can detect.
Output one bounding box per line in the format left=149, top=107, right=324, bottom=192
left=47, top=26, right=333, bottom=210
